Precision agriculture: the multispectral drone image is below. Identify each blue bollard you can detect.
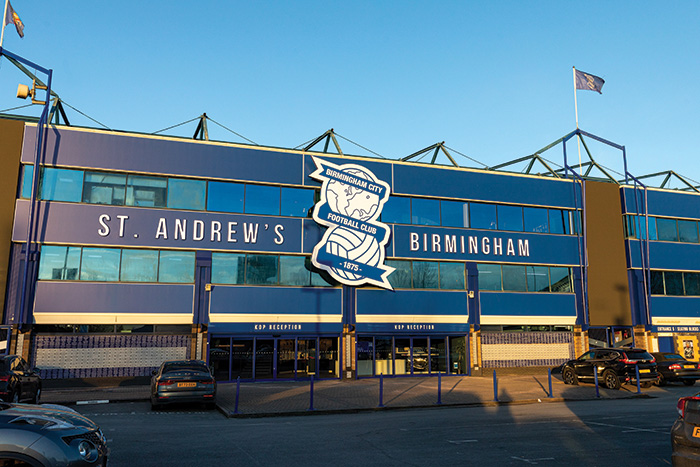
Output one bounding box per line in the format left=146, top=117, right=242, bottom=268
left=378, top=373, right=384, bottom=408
left=437, top=372, right=442, bottom=405
left=308, top=375, right=314, bottom=411
left=234, top=376, right=240, bottom=414
left=594, top=366, right=600, bottom=398
left=548, top=368, right=553, bottom=398
left=493, top=370, right=499, bottom=402
left=635, top=365, right=641, bottom=394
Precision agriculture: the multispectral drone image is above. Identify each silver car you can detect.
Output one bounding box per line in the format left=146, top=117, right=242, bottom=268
left=0, top=402, right=108, bottom=466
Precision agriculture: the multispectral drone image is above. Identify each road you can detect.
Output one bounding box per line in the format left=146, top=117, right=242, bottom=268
left=77, top=384, right=695, bottom=466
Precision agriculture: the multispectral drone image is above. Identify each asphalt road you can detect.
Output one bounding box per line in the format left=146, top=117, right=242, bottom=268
left=77, top=384, right=697, bottom=466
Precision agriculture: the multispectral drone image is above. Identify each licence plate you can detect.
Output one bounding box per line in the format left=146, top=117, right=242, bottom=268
left=639, top=369, right=650, bottom=373
left=177, top=382, right=196, bottom=388
left=685, top=365, right=696, bottom=369
left=693, top=427, right=700, bottom=438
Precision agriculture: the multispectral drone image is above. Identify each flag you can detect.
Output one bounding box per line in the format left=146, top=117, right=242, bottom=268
left=574, top=69, right=604, bottom=94
left=4, top=1, right=24, bottom=38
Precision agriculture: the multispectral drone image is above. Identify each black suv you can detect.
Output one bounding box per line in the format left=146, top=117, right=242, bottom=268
left=0, top=355, right=42, bottom=403
left=560, top=347, right=658, bottom=390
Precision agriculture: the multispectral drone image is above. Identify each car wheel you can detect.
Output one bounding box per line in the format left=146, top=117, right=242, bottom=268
left=640, top=381, right=653, bottom=388
left=11, top=390, right=19, bottom=403
left=562, top=368, right=578, bottom=385
left=656, top=375, right=667, bottom=386
left=683, top=380, right=696, bottom=386
left=602, top=370, right=621, bottom=390
left=33, top=387, right=41, bottom=404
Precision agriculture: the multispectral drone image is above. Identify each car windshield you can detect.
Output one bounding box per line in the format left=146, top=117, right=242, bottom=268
left=162, top=362, right=208, bottom=373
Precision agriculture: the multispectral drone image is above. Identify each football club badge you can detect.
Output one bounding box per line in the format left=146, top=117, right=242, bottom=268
left=310, top=157, right=394, bottom=289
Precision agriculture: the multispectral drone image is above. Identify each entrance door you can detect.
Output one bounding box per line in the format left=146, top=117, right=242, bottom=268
left=412, top=338, right=429, bottom=375
left=255, top=339, right=274, bottom=379
left=297, top=339, right=316, bottom=377
left=277, top=339, right=295, bottom=379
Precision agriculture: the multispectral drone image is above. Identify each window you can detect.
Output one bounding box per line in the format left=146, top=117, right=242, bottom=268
left=80, top=247, right=121, bottom=281
left=20, top=165, right=34, bottom=199
left=439, top=262, right=465, bottom=290
left=158, top=251, right=195, bottom=283
left=280, top=187, right=314, bottom=217
left=470, top=203, right=497, bottom=230
left=685, top=273, right=700, bottom=296
left=245, top=185, right=280, bottom=216
left=526, top=266, right=550, bottom=292
left=126, top=175, right=167, bottom=207
left=665, top=271, right=684, bottom=295
left=83, top=172, right=126, bottom=205
left=477, top=263, right=502, bottom=291
left=211, top=252, right=245, bottom=284
left=381, top=196, right=411, bottom=224
left=412, top=261, right=438, bottom=289
left=167, top=178, right=206, bottom=210
left=120, top=249, right=158, bottom=282
left=207, top=181, right=245, bottom=213
left=40, top=167, right=83, bottom=202
left=38, top=245, right=81, bottom=280
left=678, top=220, right=699, bottom=243
left=411, top=198, right=440, bottom=226
left=441, top=200, right=469, bottom=228
left=548, top=209, right=570, bottom=235
left=497, top=205, right=523, bottom=232
left=245, top=254, right=278, bottom=285
left=524, top=207, right=548, bottom=233
left=650, top=270, right=665, bottom=294
left=385, top=260, right=411, bottom=289
left=656, top=218, right=678, bottom=242
left=549, top=267, right=572, bottom=292
left=279, top=255, right=310, bottom=285
left=502, top=265, right=527, bottom=292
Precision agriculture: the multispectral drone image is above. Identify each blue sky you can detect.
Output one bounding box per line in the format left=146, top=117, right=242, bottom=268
left=0, top=1, right=698, bottom=186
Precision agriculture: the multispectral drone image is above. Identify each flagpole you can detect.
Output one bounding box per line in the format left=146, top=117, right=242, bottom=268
left=573, top=66, right=583, bottom=176
left=0, top=0, right=9, bottom=48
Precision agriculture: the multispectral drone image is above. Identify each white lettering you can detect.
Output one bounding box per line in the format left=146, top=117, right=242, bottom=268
left=211, top=221, right=221, bottom=242
left=155, top=218, right=168, bottom=239
left=193, top=220, right=204, bottom=241
left=274, top=224, right=285, bottom=245
left=518, top=239, right=530, bottom=257
left=175, top=219, right=187, bottom=240
left=227, top=222, right=238, bottom=243
left=493, top=237, right=502, bottom=255
left=460, top=236, right=465, bottom=253
left=445, top=235, right=457, bottom=253
left=97, top=214, right=110, bottom=237
left=117, top=215, right=128, bottom=237
left=469, top=236, right=478, bottom=254
left=482, top=237, right=490, bottom=255
left=410, top=232, right=420, bottom=251
left=432, top=234, right=441, bottom=252
left=507, top=238, right=515, bottom=256
left=423, top=233, right=428, bottom=252
left=243, top=223, right=259, bottom=244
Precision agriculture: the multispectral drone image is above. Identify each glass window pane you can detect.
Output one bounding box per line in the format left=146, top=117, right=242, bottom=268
left=624, top=215, right=636, bottom=239
left=685, top=272, right=700, bottom=296
left=158, top=251, right=195, bottom=283
left=120, top=249, right=158, bottom=282
left=678, top=220, right=699, bottom=243
left=656, top=218, right=678, bottom=242
left=650, top=270, right=665, bottom=295
left=441, top=201, right=469, bottom=228
left=449, top=336, right=467, bottom=374
left=524, top=207, right=549, bottom=233
left=470, top=203, right=497, bottom=230
left=527, top=266, right=550, bottom=292
left=357, top=337, right=374, bottom=377
left=381, top=196, right=410, bottom=224
left=549, top=267, right=572, bottom=292
left=665, top=271, right=684, bottom=296
left=375, top=337, right=393, bottom=376
left=207, top=181, right=244, bottom=213
left=245, top=254, right=278, bottom=285
left=40, top=167, right=83, bottom=202
left=279, top=255, right=310, bottom=286
left=548, top=209, right=567, bottom=234
left=647, top=217, right=658, bottom=240
left=82, top=172, right=126, bottom=205
left=80, top=247, right=120, bottom=281
left=281, top=187, right=314, bottom=217
left=439, top=262, right=465, bottom=290
left=211, top=252, right=245, bottom=284
left=245, top=185, right=280, bottom=216
left=385, top=259, right=412, bottom=289
left=477, top=263, right=501, bottom=291
left=167, top=178, right=206, bottom=210
left=39, top=245, right=81, bottom=280
left=411, top=198, right=440, bottom=226
left=126, top=175, right=167, bottom=207
left=20, top=165, right=33, bottom=199
left=497, top=205, right=523, bottom=232
left=502, top=265, right=527, bottom=291
left=412, top=261, right=439, bottom=289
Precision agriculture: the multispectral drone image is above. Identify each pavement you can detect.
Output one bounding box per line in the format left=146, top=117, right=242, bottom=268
left=38, top=371, right=654, bottom=418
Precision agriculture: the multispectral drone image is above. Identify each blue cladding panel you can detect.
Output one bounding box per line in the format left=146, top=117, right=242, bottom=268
left=14, top=200, right=302, bottom=253
left=34, top=282, right=194, bottom=314
left=23, top=126, right=304, bottom=185
left=392, top=225, right=581, bottom=265
left=393, top=164, right=579, bottom=208
left=479, top=292, right=577, bottom=318
left=651, top=296, right=700, bottom=319
left=208, top=286, right=343, bottom=333
left=627, top=240, right=700, bottom=271
left=355, top=289, right=470, bottom=333
left=622, top=187, right=700, bottom=218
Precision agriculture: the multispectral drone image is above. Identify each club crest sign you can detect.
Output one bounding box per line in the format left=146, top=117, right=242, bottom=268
left=310, top=157, right=394, bottom=289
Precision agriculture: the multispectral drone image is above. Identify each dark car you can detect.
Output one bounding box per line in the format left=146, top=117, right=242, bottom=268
left=150, top=359, right=216, bottom=410
left=672, top=393, right=700, bottom=465
left=560, top=347, right=658, bottom=390
left=651, top=352, right=700, bottom=386
left=0, top=355, right=41, bottom=404
left=0, top=402, right=108, bottom=466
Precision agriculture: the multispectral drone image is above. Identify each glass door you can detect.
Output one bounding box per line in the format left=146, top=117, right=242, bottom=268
left=297, top=339, right=316, bottom=378
left=255, top=339, right=274, bottom=379
left=430, top=337, right=447, bottom=374
left=231, top=339, right=254, bottom=380
left=412, top=338, right=429, bottom=375
left=276, top=339, right=296, bottom=379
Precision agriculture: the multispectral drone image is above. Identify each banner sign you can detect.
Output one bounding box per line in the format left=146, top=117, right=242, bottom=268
left=310, top=157, right=394, bottom=289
